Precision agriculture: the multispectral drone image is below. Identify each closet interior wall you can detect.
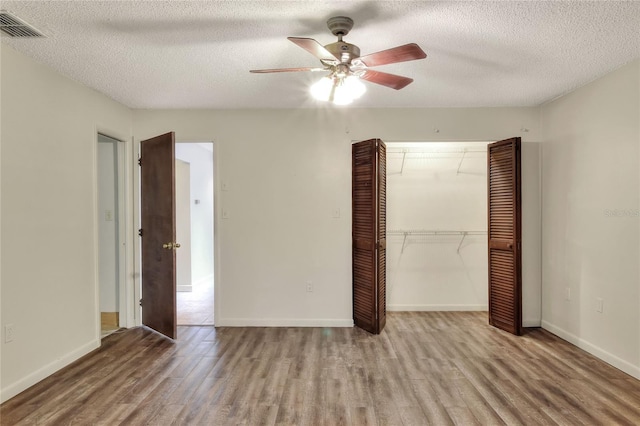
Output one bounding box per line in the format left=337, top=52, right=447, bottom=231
left=387, top=142, right=489, bottom=311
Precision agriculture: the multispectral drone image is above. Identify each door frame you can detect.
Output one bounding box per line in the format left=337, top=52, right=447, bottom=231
left=133, top=138, right=220, bottom=327
left=94, top=128, right=136, bottom=339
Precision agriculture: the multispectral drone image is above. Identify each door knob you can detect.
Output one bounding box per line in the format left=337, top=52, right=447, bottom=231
left=162, top=242, right=181, bottom=249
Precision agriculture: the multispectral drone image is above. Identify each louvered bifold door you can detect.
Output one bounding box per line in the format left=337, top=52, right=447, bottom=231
left=352, top=139, right=386, bottom=335
left=377, top=142, right=387, bottom=332
left=487, top=137, right=522, bottom=335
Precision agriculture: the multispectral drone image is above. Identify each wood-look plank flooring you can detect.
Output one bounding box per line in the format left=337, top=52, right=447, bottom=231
left=2, top=312, right=640, bottom=425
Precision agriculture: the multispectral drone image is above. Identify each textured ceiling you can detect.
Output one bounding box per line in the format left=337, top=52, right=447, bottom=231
left=1, top=1, right=638, bottom=109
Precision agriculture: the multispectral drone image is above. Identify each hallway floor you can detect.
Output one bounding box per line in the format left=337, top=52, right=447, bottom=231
left=177, top=277, right=214, bottom=325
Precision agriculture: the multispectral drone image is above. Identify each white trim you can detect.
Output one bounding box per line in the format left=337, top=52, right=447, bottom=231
left=133, top=137, right=142, bottom=327
left=210, top=142, right=221, bottom=327
left=216, top=318, right=354, bottom=327
left=177, top=285, right=193, bottom=292
left=542, top=320, right=640, bottom=380
left=0, top=339, right=100, bottom=404
left=387, top=304, right=487, bottom=311
left=92, top=130, right=101, bottom=340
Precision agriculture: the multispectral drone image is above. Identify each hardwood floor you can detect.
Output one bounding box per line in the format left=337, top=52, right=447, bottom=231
left=2, top=312, right=640, bottom=425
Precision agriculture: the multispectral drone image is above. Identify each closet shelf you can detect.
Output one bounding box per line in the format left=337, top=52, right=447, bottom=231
left=387, top=230, right=487, bottom=254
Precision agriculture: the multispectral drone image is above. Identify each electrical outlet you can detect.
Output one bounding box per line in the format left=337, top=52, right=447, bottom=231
left=5, top=324, right=15, bottom=343
left=565, top=287, right=571, bottom=301
left=306, top=281, right=313, bottom=292
left=596, top=298, right=604, bottom=313
left=222, top=209, right=229, bottom=219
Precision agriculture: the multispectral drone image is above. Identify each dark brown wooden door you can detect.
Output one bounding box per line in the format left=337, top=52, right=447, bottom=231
left=487, top=137, right=522, bottom=335
left=140, top=132, right=177, bottom=339
left=352, top=139, right=386, bottom=334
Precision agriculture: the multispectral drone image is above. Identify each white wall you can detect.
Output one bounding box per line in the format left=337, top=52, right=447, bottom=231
left=97, top=140, right=118, bottom=312
left=521, top=142, right=542, bottom=326
left=175, top=143, right=214, bottom=284
left=0, top=45, right=132, bottom=402
left=175, top=158, right=193, bottom=291
left=540, top=59, right=640, bottom=378
left=386, top=142, right=488, bottom=311
left=133, top=107, right=539, bottom=327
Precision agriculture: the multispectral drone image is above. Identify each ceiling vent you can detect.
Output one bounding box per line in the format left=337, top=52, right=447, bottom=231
left=0, top=10, right=45, bottom=38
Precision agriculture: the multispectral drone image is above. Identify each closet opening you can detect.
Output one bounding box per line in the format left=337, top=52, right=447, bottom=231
left=386, top=142, right=490, bottom=313
left=175, top=142, right=215, bottom=325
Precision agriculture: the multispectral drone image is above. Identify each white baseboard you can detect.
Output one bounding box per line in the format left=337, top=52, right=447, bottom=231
left=541, top=320, right=640, bottom=380
left=177, top=285, right=193, bottom=292
left=387, top=304, right=487, bottom=312
left=1, top=339, right=100, bottom=404
left=216, top=318, right=354, bottom=327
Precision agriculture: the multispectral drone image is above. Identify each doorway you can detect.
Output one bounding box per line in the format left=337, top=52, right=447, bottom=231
left=385, top=141, right=490, bottom=312
left=175, top=142, right=215, bottom=325
left=97, top=133, right=126, bottom=336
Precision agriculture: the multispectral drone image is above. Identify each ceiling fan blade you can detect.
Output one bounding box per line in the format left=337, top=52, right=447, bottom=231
left=360, top=69, right=414, bottom=90
left=359, top=43, right=427, bottom=67
left=287, top=37, right=339, bottom=62
left=250, top=67, right=326, bottom=73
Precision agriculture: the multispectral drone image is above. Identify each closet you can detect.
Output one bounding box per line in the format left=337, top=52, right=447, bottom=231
left=386, top=142, right=489, bottom=311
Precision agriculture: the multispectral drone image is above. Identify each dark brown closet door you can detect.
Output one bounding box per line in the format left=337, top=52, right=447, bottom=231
left=487, top=137, right=522, bottom=335
left=352, top=139, right=386, bottom=334
left=140, top=132, right=177, bottom=339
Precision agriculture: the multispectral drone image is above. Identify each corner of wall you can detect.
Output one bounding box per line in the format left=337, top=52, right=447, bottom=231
left=1, top=339, right=100, bottom=403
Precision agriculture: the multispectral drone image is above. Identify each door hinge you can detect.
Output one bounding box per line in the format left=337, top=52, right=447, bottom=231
left=139, top=299, right=143, bottom=307
left=138, top=228, right=143, bottom=237
left=138, top=156, right=142, bottom=166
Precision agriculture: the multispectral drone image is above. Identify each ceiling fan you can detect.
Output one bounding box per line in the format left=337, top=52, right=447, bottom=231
left=250, top=16, right=427, bottom=105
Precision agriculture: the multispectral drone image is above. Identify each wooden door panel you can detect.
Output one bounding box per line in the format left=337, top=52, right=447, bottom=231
left=487, top=137, right=522, bottom=335
left=377, top=141, right=387, bottom=331
left=140, top=132, right=177, bottom=339
left=352, top=139, right=386, bottom=334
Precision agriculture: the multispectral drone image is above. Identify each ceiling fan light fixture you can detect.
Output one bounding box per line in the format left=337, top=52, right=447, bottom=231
left=310, top=76, right=334, bottom=101
left=311, top=74, right=366, bottom=105
left=343, top=75, right=366, bottom=99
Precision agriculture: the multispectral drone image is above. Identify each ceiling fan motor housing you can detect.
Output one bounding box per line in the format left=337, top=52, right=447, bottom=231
left=327, top=16, right=354, bottom=37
